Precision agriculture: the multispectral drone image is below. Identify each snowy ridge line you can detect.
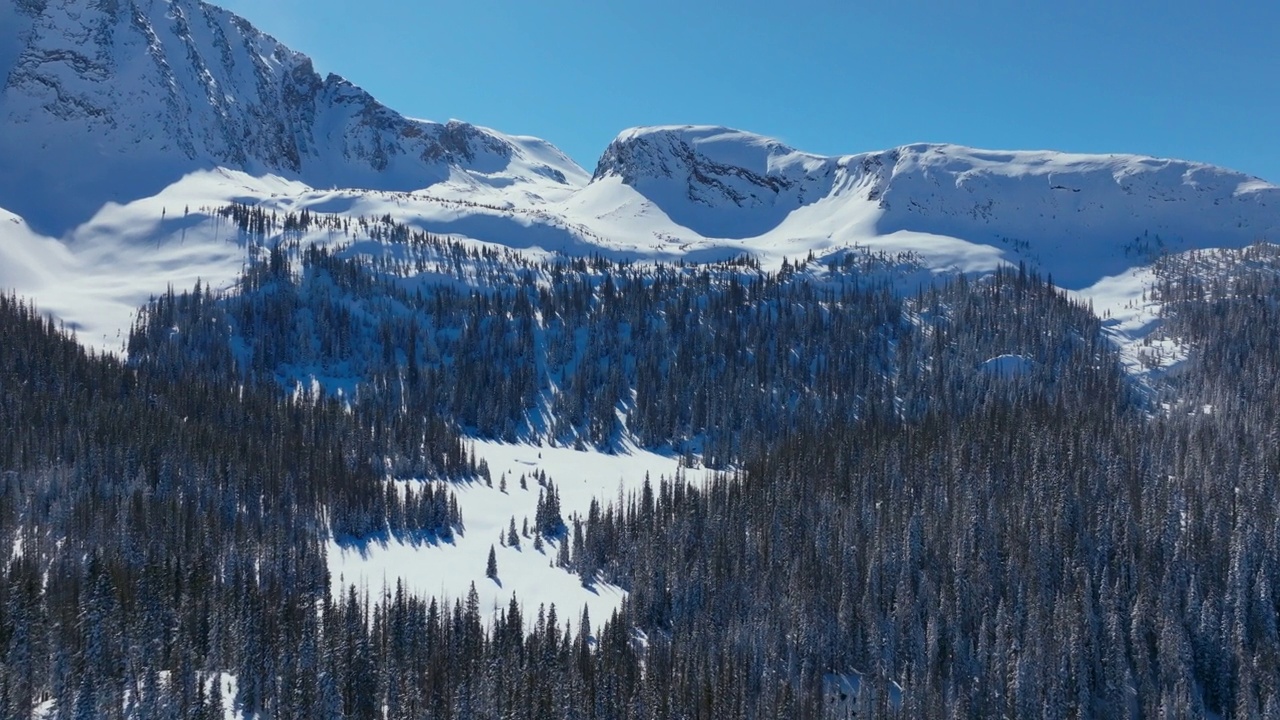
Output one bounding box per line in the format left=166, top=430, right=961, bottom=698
left=2, top=0, right=1279, bottom=371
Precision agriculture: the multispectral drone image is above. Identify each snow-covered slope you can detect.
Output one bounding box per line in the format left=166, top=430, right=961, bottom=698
left=2, top=2, right=1279, bottom=360
left=583, top=125, right=847, bottom=239
left=330, top=440, right=716, bottom=630
left=871, top=143, right=1278, bottom=286
left=0, top=0, right=586, bottom=235
left=572, top=126, right=1279, bottom=286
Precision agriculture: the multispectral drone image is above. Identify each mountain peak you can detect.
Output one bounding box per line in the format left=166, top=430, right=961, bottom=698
left=2, top=2, right=1279, bottom=349
left=592, top=125, right=821, bottom=185
left=0, top=0, right=584, bottom=234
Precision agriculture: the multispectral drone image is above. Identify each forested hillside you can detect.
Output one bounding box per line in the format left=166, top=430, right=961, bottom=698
left=130, top=207, right=1122, bottom=468
left=4, top=220, right=1280, bottom=716
left=3, top=1, right=1279, bottom=716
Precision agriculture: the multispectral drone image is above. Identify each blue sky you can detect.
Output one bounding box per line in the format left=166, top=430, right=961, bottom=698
left=216, top=0, right=1280, bottom=181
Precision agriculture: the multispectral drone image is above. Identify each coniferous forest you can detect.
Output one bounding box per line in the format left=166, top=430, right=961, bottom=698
left=3, top=211, right=1280, bottom=717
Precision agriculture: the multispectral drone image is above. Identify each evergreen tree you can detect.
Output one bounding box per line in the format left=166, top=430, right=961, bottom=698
left=486, top=546, right=498, bottom=581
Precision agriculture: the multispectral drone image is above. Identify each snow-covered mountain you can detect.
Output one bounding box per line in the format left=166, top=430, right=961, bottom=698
left=575, top=125, right=1278, bottom=286
left=1, top=0, right=1279, bottom=354
left=6, top=0, right=1280, bottom=670
left=0, top=0, right=586, bottom=235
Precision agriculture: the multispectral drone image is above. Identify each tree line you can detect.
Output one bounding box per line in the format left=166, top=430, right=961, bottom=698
left=4, top=216, right=1280, bottom=716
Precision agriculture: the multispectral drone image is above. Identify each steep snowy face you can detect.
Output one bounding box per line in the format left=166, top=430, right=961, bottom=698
left=588, top=125, right=850, bottom=238
left=0, top=0, right=585, bottom=234
left=870, top=144, right=1280, bottom=285
left=593, top=126, right=828, bottom=191
left=2, top=0, right=1279, bottom=352
left=582, top=128, right=1280, bottom=285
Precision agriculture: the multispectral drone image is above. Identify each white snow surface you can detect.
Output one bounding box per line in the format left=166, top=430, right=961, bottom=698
left=1070, top=267, right=1186, bottom=379
left=327, top=440, right=714, bottom=629
left=4, top=129, right=1277, bottom=358
left=3, top=2, right=1279, bottom=358
left=0, top=0, right=586, bottom=236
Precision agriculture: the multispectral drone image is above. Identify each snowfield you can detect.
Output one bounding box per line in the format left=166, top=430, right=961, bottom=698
left=3, top=0, right=1277, bottom=357
left=3, top=135, right=1276, bottom=370
left=327, top=440, right=715, bottom=629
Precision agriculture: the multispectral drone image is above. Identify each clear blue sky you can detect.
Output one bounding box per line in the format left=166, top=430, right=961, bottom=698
left=215, top=0, right=1280, bottom=181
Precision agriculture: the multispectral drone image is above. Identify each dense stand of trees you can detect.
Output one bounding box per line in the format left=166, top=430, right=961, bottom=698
left=0, top=287, right=754, bottom=718
left=139, top=208, right=1118, bottom=468
left=583, top=391, right=1279, bottom=716
left=4, top=212, right=1280, bottom=717
left=0, top=291, right=469, bottom=717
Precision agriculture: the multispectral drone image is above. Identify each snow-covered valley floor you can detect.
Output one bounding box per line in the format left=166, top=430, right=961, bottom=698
left=327, top=440, right=715, bottom=628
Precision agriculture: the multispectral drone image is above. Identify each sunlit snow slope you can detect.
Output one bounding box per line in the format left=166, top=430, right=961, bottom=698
left=0, top=0, right=585, bottom=237
left=329, top=440, right=714, bottom=629
left=2, top=1, right=1279, bottom=360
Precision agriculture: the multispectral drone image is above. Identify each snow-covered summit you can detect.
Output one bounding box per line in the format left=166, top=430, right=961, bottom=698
left=582, top=125, right=845, bottom=239
left=0, top=0, right=586, bottom=234
left=593, top=125, right=832, bottom=185
left=592, top=127, right=1278, bottom=223
left=576, top=129, right=1279, bottom=285
left=2, top=0, right=1280, bottom=354
left=869, top=143, right=1278, bottom=283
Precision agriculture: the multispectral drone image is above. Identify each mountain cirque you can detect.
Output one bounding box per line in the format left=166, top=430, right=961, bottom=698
left=0, top=0, right=1277, bottom=356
